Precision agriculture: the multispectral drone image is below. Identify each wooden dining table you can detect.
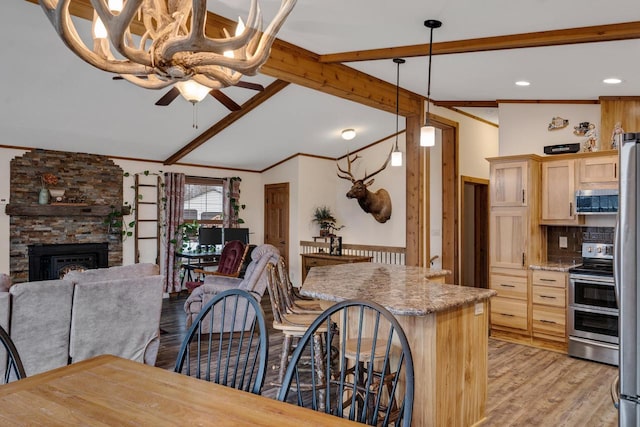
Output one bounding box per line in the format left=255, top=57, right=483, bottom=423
left=0, top=354, right=358, bottom=426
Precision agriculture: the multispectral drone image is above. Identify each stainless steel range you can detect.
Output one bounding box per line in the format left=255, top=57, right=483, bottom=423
left=568, top=242, right=618, bottom=365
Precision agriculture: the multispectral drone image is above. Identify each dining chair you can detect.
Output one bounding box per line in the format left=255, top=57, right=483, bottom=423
left=0, top=325, right=26, bottom=384
left=174, top=288, right=268, bottom=395
left=277, top=299, right=414, bottom=427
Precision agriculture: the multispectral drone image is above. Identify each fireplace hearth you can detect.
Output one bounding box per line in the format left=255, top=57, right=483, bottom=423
left=28, top=243, right=109, bottom=281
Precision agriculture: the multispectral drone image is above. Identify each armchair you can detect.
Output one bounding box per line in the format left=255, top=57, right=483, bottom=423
left=184, top=244, right=280, bottom=329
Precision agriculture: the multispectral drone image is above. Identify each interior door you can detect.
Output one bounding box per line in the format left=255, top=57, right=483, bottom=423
left=264, top=183, right=289, bottom=266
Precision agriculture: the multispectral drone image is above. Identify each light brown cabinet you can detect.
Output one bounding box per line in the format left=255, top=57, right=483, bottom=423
left=490, top=160, right=528, bottom=207
left=531, top=270, right=567, bottom=345
left=577, top=155, right=618, bottom=189
left=490, top=208, right=528, bottom=269
left=540, top=159, right=582, bottom=225
left=490, top=268, right=528, bottom=332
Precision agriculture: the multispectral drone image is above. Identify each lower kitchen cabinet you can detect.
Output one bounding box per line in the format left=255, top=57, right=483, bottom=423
left=490, top=268, right=529, bottom=333
left=491, top=296, right=528, bottom=330
left=531, top=270, right=568, bottom=348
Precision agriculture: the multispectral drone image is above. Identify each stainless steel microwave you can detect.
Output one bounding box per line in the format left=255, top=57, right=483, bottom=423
left=575, top=189, right=618, bottom=214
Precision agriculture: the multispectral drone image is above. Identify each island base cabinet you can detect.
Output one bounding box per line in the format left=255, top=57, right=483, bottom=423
left=490, top=296, right=528, bottom=330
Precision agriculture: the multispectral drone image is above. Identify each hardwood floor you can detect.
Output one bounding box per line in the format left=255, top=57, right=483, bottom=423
left=157, top=294, right=619, bottom=426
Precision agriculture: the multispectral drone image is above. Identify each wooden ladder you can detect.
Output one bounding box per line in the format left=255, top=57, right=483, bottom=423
left=134, top=173, right=162, bottom=264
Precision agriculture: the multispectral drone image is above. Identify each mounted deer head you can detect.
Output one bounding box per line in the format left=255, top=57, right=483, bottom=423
left=337, top=147, right=393, bottom=223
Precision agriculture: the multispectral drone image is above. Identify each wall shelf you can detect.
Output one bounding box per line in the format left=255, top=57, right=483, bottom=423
left=5, top=204, right=130, bottom=217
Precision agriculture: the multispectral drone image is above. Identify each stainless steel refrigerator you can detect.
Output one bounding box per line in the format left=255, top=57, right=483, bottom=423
left=615, top=132, right=640, bottom=425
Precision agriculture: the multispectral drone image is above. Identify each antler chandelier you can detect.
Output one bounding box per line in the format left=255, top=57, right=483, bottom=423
left=38, top=0, right=297, bottom=92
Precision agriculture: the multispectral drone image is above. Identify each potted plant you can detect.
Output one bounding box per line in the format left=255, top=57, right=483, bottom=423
left=312, top=206, right=342, bottom=237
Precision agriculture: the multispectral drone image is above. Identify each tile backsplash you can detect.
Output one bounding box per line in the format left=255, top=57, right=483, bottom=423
left=546, top=226, right=614, bottom=264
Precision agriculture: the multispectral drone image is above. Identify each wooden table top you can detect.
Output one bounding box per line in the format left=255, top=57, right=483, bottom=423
left=0, top=355, right=358, bottom=426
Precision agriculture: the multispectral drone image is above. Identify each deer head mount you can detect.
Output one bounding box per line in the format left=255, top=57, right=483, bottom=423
left=337, top=148, right=392, bottom=223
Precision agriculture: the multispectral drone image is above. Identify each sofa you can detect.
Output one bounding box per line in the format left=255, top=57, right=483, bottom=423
left=184, top=244, right=280, bottom=331
left=0, top=264, right=163, bottom=377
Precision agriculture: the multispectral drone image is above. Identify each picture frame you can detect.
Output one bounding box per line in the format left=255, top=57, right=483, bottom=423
left=330, top=236, right=342, bottom=256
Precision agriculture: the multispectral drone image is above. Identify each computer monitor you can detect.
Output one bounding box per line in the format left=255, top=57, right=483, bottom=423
left=198, top=227, right=223, bottom=246
left=223, top=228, right=249, bottom=244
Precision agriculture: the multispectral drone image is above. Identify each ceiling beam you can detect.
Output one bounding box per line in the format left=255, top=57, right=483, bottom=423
left=24, top=0, right=423, bottom=117
left=318, top=21, right=640, bottom=63
left=434, top=100, right=498, bottom=108
left=163, top=80, right=290, bottom=165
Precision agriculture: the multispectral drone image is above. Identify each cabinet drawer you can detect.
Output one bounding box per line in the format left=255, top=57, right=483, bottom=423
left=490, top=274, right=527, bottom=300
left=304, top=257, right=327, bottom=268
left=532, top=285, right=565, bottom=307
left=531, top=270, right=566, bottom=288
left=491, top=297, right=528, bottom=330
left=532, top=305, right=566, bottom=337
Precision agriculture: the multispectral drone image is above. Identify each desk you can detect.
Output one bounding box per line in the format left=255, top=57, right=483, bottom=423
left=302, top=263, right=496, bottom=427
left=177, top=250, right=220, bottom=286
left=0, top=355, right=358, bottom=426
left=300, top=252, right=372, bottom=282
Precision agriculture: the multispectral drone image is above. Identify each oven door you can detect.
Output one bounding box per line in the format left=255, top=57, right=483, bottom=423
left=569, top=274, right=618, bottom=311
left=568, top=306, right=619, bottom=344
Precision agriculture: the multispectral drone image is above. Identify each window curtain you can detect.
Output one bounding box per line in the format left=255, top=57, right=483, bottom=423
left=161, top=172, right=185, bottom=293
left=222, top=177, right=241, bottom=228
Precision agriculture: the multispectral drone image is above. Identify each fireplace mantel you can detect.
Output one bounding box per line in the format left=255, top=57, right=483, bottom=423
left=5, top=204, right=130, bottom=217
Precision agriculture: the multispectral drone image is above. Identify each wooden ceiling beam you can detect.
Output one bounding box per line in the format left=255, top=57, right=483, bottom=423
left=163, top=80, right=290, bottom=165
left=25, top=0, right=423, bottom=117
left=434, top=100, right=498, bottom=108
left=318, top=21, right=640, bottom=63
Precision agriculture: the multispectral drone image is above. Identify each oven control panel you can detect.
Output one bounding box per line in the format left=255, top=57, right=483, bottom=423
left=581, top=242, right=614, bottom=259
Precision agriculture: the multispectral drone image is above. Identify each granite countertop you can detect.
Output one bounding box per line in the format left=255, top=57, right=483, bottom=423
left=301, top=263, right=496, bottom=317
left=424, top=268, right=451, bottom=278
left=529, top=262, right=580, bottom=272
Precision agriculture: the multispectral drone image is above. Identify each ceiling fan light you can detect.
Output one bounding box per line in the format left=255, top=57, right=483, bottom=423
left=420, top=125, right=435, bottom=147
left=108, top=0, right=123, bottom=12
left=341, top=129, right=356, bottom=140
left=391, top=149, right=403, bottom=167
left=175, top=80, right=211, bottom=103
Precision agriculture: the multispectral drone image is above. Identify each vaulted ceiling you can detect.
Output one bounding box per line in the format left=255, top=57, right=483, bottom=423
left=3, top=1, right=639, bottom=171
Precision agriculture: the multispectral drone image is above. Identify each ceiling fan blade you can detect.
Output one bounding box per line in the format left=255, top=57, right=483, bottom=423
left=155, top=87, right=180, bottom=106
left=210, top=90, right=241, bottom=111
left=235, top=81, right=265, bottom=91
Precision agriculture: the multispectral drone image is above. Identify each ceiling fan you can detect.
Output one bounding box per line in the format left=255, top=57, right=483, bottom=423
left=112, top=77, right=264, bottom=111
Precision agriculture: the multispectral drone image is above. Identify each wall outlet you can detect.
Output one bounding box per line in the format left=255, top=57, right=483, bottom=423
left=474, top=302, right=484, bottom=315
left=559, top=236, right=568, bottom=249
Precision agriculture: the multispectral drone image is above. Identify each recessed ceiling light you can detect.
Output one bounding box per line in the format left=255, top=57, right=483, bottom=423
left=341, top=129, right=356, bottom=140
left=603, top=78, right=622, bottom=84
left=515, top=81, right=530, bottom=87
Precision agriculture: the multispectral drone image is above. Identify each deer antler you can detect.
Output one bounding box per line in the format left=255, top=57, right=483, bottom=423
left=362, top=146, right=393, bottom=181
left=336, top=153, right=361, bottom=182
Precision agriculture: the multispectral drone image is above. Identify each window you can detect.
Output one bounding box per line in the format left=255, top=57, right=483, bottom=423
left=184, top=176, right=224, bottom=225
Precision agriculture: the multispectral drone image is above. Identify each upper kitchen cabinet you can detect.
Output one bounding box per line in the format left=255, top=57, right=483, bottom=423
left=490, top=159, right=529, bottom=206
left=577, top=154, right=618, bottom=189
left=540, top=159, right=582, bottom=225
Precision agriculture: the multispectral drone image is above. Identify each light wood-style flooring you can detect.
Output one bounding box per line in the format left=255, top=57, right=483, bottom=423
left=157, top=294, right=619, bottom=426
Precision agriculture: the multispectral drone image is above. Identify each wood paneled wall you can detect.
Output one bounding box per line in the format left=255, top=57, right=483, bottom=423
left=600, top=96, right=640, bottom=149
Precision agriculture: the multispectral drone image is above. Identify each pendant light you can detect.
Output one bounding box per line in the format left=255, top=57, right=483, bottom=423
left=420, top=19, right=442, bottom=147
left=391, top=58, right=405, bottom=167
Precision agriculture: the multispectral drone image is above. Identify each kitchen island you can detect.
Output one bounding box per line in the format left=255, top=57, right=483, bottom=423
left=301, top=262, right=496, bottom=427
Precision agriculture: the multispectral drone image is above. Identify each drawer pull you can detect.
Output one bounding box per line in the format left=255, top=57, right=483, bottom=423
left=540, top=295, right=557, bottom=299
left=539, top=278, right=556, bottom=282
left=539, top=319, right=557, bottom=324
left=499, top=313, right=515, bottom=317
left=500, top=284, right=515, bottom=288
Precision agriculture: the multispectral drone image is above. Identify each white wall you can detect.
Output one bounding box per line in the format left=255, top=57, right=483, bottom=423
left=499, top=103, right=601, bottom=156
left=0, top=148, right=29, bottom=273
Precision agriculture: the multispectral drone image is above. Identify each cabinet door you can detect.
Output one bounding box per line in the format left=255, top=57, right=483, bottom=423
left=541, top=160, right=579, bottom=224
left=490, top=161, right=528, bottom=206
left=577, top=155, right=618, bottom=189
left=490, top=208, right=527, bottom=269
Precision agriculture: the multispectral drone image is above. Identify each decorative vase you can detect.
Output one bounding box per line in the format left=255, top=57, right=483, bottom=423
left=38, top=188, right=49, bottom=205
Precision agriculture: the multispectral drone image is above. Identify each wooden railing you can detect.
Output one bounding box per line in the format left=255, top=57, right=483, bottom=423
left=299, top=241, right=406, bottom=265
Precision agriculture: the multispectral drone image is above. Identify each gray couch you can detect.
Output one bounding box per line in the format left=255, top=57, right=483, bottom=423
left=184, top=244, right=280, bottom=331
left=0, top=264, right=163, bottom=376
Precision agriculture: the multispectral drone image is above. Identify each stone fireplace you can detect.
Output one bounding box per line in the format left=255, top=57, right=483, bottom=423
left=7, top=149, right=125, bottom=283
left=28, top=243, right=109, bottom=281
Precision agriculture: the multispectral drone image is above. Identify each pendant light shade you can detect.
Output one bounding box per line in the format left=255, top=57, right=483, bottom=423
left=391, top=58, right=405, bottom=167
left=420, top=125, right=436, bottom=147
left=420, top=19, right=442, bottom=148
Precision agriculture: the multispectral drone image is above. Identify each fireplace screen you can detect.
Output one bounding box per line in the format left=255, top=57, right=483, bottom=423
left=28, top=243, right=108, bottom=281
